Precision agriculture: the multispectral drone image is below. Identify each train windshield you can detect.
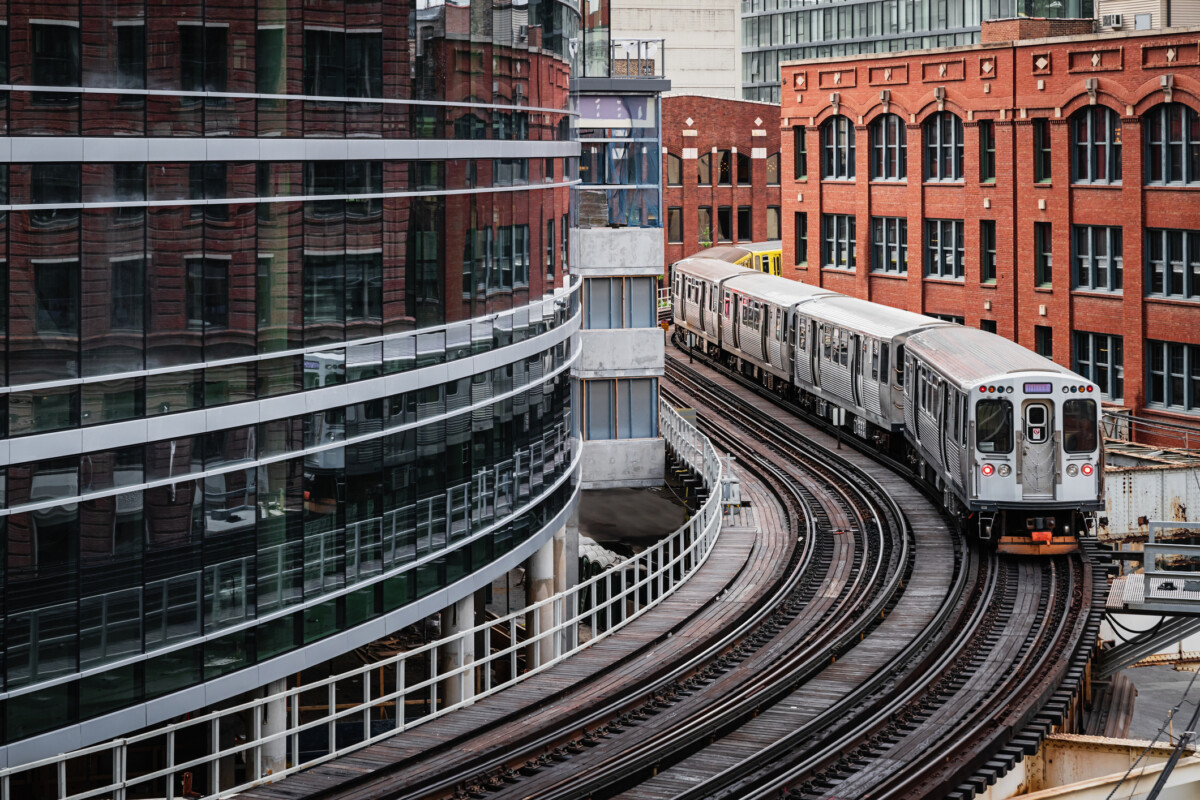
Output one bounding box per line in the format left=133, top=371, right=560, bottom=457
left=1063, top=398, right=1098, bottom=453
left=976, top=398, right=1013, bottom=454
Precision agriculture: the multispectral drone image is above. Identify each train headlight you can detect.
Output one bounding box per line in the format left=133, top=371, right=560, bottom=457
left=1066, top=464, right=1079, bottom=477
left=998, top=464, right=1011, bottom=477
left=981, top=463, right=995, bottom=477
left=1081, top=463, right=1094, bottom=476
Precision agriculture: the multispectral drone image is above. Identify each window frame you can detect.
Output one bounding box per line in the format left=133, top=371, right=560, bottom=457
left=1145, top=103, right=1200, bottom=186
left=981, top=219, right=997, bottom=283
left=924, top=218, right=964, bottom=280
left=870, top=216, right=907, bottom=274
left=924, top=111, right=964, bottom=182
left=821, top=116, right=856, bottom=180
left=870, top=114, right=907, bottom=181
left=1071, top=106, right=1122, bottom=184
left=1146, top=228, right=1200, bottom=299
left=1033, top=118, right=1052, bottom=183
left=1035, top=221, right=1053, bottom=287
left=1072, top=225, right=1123, bottom=293
left=979, top=119, right=996, bottom=183
left=1073, top=331, right=1123, bottom=401
left=821, top=213, right=856, bottom=271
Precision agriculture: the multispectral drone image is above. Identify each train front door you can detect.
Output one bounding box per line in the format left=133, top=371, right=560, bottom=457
left=1019, top=401, right=1056, bottom=498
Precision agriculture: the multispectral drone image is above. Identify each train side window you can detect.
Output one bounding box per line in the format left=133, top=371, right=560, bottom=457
left=797, top=318, right=807, bottom=349
left=895, top=345, right=905, bottom=386
left=976, top=398, right=1014, bottom=454
left=1063, top=398, right=1097, bottom=453
left=822, top=327, right=832, bottom=360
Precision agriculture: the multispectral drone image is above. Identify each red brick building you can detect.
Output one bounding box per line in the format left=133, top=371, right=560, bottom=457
left=661, top=96, right=782, bottom=269
left=780, top=21, right=1200, bottom=441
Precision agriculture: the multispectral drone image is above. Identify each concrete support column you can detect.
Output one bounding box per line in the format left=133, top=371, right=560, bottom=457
left=260, top=678, right=287, bottom=778
left=524, top=533, right=558, bottom=669
left=440, top=593, right=477, bottom=708
left=559, top=512, right=579, bottom=652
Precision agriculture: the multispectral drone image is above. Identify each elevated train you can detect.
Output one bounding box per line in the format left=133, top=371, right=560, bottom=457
left=672, top=256, right=1104, bottom=555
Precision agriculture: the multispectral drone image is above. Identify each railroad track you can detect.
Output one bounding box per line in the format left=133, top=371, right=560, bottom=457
left=259, top=336, right=1102, bottom=800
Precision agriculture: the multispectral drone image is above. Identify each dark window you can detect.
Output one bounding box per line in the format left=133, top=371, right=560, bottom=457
left=736, top=152, right=751, bottom=186
left=716, top=150, right=732, bottom=185
left=179, top=24, right=227, bottom=94
left=822, top=214, right=856, bottom=270
left=1035, top=222, right=1053, bottom=286
left=925, top=219, right=964, bottom=279
left=871, top=216, right=907, bottom=274
left=717, top=206, right=732, bottom=242
left=766, top=206, right=780, bottom=240
left=981, top=220, right=997, bottom=283
left=110, top=259, right=144, bottom=331
left=115, top=23, right=145, bottom=90
left=1147, top=340, right=1200, bottom=411
left=345, top=253, right=383, bottom=322
left=304, top=161, right=343, bottom=219
left=1063, top=399, right=1098, bottom=453
left=821, top=116, right=855, bottom=179
left=1035, top=325, right=1053, bottom=358
left=793, top=126, right=807, bottom=180
left=925, top=111, right=963, bottom=181
left=697, top=152, right=711, bottom=186
left=1145, top=103, right=1200, bottom=185
left=737, top=206, right=752, bottom=241
left=1074, top=332, right=1123, bottom=400
left=979, top=120, right=996, bottom=182
left=186, top=258, right=229, bottom=330
left=1033, top=119, right=1052, bottom=182
left=698, top=206, right=712, bottom=245
left=976, top=398, right=1013, bottom=454
left=795, top=212, right=807, bottom=265
left=1073, top=225, right=1123, bottom=292
left=666, top=153, right=682, bottom=186
left=766, top=152, right=780, bottom=185
left=546, top=218, right=555, bottom=282
left=870, top=114, right=907, bottom=181
left=113, top=163, right=145, bottom=223
left=30, top=164, right=80, bottom=227
left=31, top=22, right=80, bottom=102
left=981, top=319, right=998, bottom=333
left=189, top=162, right=228, bottom=221
left=667, top=207, right=682, bottom=243
left=1072, top=106, right=1121, bottom=184
left=35, top=261, right=79, bottom=334
left=1147, top=228, right=1200, bottom=299
left=345, top=161, right=383, bottom=218
left=346, top=32, right=382, bottom=98
left=303, top=29, right=345, bottom=96
left=256, top=27, right=285, bottom=95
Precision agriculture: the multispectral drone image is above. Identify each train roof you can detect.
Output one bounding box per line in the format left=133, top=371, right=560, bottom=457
left=738, top=240, right=782, bottom=253
left=725, top=272, right=835, bottom=306
left=905, top=326, right=1078, bottom=387
left=674, top=257, right=751, bottom=282
left=698, top=245, right=754, bottom=263
left=801, top=295, right=953, bottom=339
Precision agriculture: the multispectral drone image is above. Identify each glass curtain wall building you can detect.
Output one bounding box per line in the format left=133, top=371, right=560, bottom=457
left=741, top=0, right=1095, bottom=102
left=0, top=0, right=582, bottom=763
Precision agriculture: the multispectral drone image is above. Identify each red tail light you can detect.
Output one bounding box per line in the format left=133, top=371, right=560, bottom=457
left=1081, top=463, right=1094, bottom=476
left=981, top=464, right=995, bottom=477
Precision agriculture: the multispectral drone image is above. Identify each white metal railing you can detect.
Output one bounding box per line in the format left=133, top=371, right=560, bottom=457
left=3, top=399, right=725, bottom=800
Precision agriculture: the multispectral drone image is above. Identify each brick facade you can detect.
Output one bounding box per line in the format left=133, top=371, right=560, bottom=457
left=661, top=95, right=782, bottom=268
left=780, top=25, right=1200, bottom=440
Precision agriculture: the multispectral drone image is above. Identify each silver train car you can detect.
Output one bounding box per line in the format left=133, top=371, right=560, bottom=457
left=671, top=257, right=1103, bottom=555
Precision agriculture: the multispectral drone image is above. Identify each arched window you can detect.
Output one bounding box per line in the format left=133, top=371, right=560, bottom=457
left=1071, top=106, right=1121, bottom=184
left=698, top=152, right=711, bottom=185
left=821, top=115, right=855, bottom=180
left=666, top=152, right=682, bottom=186
left=924, top=111, right=964, bottom=181
left=1144, top=103, right=1200, bottom=185
left=737, top=151, right=751, bottom=185
left=766, top=152, right=780, bottom=185
left=870, top=113, right=907, bottom=181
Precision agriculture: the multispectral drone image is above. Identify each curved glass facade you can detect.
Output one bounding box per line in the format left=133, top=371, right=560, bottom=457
left=0, top=0, right=583, bottom=754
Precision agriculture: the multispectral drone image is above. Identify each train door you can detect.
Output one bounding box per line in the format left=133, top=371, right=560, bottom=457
left=699, top=281, right=707, bottom=331
left=812, top=320, right=822, bottom=386
left=732, top=294, right=741, bottom=349
left=1019, top=400, right=1056, bottom=498
left=940, top=386, right=952, bottom=469
left=850, top=333, right=862, bottom=407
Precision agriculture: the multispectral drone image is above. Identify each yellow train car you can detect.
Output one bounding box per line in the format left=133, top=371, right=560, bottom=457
left=700, top=240, right=782, bottom=276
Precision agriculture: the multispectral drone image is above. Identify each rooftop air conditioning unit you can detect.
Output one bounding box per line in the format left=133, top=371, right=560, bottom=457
left=1101, top=14, right=1122, bottom=27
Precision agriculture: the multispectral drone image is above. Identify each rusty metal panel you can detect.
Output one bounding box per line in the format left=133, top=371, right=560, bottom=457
left=1102, top=465, right=1200, bottom=541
